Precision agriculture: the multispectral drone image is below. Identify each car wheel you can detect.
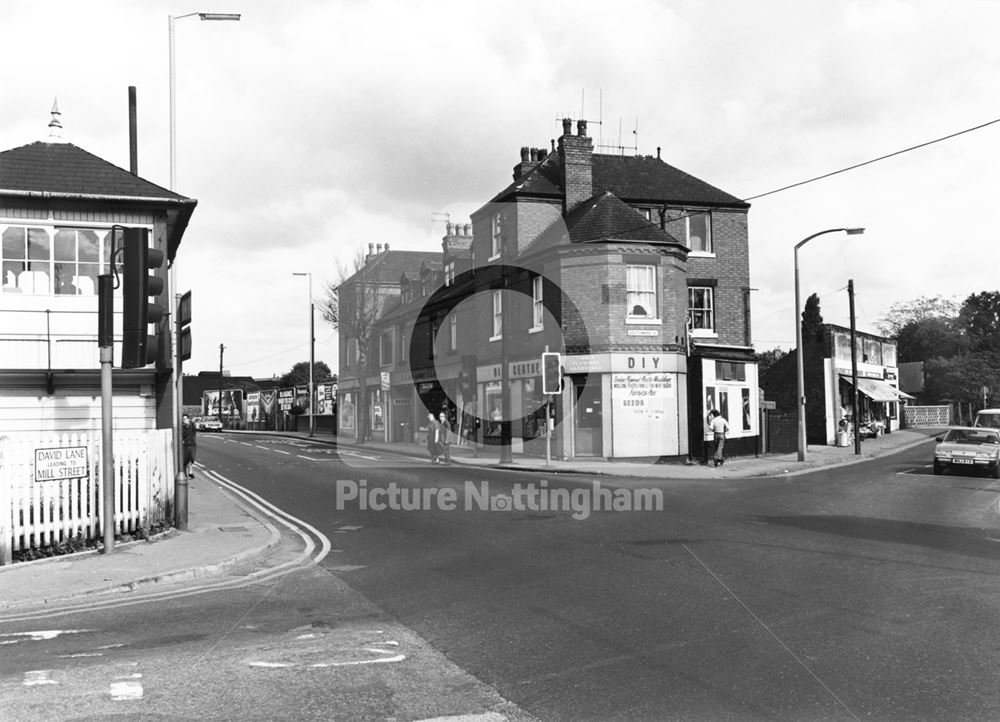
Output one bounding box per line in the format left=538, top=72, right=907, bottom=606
left=933, top=460, right=943, bottom=475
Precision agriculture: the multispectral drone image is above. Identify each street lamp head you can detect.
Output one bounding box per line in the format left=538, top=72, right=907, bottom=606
left=845, top=227, right=865, bottom=235
left=198, top=13, right=241, bottom=21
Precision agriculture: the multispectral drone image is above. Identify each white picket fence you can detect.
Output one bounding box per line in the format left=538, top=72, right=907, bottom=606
left=0, top=430, right=174, bottom=564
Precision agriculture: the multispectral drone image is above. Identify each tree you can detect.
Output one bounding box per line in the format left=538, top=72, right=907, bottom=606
left=895, top=317, right=968, bottom=362
left=959, top=291, right=1000, bottom=353
left=322, top=245, right=393, bottom=441
left=876, top=294, right=961, bottom=337
left=801, top=293, right=824, bottom=343
left=755, top=347, right=787, bottom=376
left=278, top=361, right=333, bottom=388
left=923, top=351, right=1000, bottom=405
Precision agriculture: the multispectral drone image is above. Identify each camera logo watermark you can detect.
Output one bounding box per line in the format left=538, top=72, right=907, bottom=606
left=335, top=479, right=662, bottom=521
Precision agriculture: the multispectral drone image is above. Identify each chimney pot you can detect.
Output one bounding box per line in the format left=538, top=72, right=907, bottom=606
left=385, top=242, right=390, bottom=251
left=368, top=242, right=374, bottom=254
left=520, top=146, right=530, bottom=162
left=464, top=223, right=471, bottom=235
left=376, top=243, right=383, bottom=253
left=529, top=148, right=538, bottom=162
left=562, top=117, right=572, bottom=136
left=657, top=146, right=661, bottom=160
left=577, top=119, right=587, bottom=137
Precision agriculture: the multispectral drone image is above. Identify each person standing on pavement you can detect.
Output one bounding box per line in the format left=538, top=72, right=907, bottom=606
left=438, top=411, right=453, bottom=464
left=708, top=409, right=730, bottom=467
left=182, top=413, right=197, bottom=478
left=426, top=412, right=441, bottom=463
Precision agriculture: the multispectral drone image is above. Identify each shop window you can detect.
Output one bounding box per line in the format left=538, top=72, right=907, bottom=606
left=626, top=265, right=657, bottom=319
left=715, top=360, right=745, bottom=381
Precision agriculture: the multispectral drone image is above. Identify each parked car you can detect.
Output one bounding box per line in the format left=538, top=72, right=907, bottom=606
left=194, top=416, right=223, bottom=432
left=973, top=408, right=1000, bottom=429
left=933, top=426, right=1000, bottom=478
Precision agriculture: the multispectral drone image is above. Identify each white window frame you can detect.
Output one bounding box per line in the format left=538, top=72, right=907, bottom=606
left=688, top=286, right=716, bottom=337
left=490, top=290, right=503, bottom=341
left=379, top=331, right=392, bottom=367
left=686, top=211, right=713, bottom=255
left=489, top=212, right=502, bottom=261
left=449, top=313, right=458, bottom=351
left=400, top=327, right=407, bottom=363
left=444, top=262, right=455, bottom=286
left=530, top=275, right=544, bottom=332
left=625, top=264, right=659, bottom=323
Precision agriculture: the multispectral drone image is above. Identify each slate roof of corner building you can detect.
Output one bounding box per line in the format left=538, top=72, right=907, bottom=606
left=343, top=250, right=442, bottom=285
left=491, top=151, right=748, bottom=208
left=521, top=191, right=687, bottom=257
left=0, top=141, right=191, bottom=201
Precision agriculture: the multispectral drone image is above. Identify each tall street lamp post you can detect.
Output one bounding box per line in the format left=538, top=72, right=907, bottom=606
left=293, top=272, right=315, bottom=437
left=168, top=11, right=240, bottom=529
left=794, top=227, right=865, bottom=462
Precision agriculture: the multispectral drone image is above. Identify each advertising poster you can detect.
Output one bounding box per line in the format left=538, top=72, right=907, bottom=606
left=294, top=385, right=310, bottom=413
left=278, top=388, right=295, bottom=412
left=611, top=373, right=678, bottom=457
left=260, top=390, right=277, bottom=426
left=246, top=391, right=261, bottom=424
left=202, top=390, right=220, bottom=416
left=340, top=392, right=355, bottom=431
left=316, top=383, right=337, bottom=415
left=221, top=389, right=243, bottom=419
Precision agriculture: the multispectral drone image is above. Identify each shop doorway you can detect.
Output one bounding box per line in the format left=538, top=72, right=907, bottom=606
left=573, top=376, right=603, bottom=456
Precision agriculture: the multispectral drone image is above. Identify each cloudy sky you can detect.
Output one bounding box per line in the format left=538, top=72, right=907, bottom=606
left=5, top=0, right=999, bottom=378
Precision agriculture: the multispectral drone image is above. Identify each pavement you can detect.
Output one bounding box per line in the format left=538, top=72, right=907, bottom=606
left=0, top=426, right=941, bottom=610
left=287, top=424, right=944, bottom=480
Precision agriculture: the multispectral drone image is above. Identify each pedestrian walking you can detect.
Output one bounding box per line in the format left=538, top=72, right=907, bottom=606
left=426, top=412, right=441, bottom=463
left=708, top=409, right=730, bottom=467
left=181, top=413, right=197, bottom=478
left=438, top=411, right=453, bottom=464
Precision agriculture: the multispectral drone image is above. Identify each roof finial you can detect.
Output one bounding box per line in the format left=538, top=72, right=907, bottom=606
left=48, top=98, right=64, bottom=142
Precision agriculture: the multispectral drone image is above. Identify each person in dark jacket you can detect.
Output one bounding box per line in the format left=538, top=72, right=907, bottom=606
left=182, top=414, right=197, bottom=478
left=425, top=412, right=441, bottom=463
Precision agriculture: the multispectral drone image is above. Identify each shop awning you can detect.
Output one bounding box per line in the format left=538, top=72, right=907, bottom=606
left=841, top=375, right=914, bottom=401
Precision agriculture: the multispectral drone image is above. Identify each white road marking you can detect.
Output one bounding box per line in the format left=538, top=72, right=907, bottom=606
left=297, top=454, right=337, bottom=462
left=255, top=445, right=270, bottom=450
left=57, top=652, right=104, bottom=658
left=110, top=680, right=144, bottom=701
left=23, top=670, right=57, bottom=686
left=249, top=661, right=293, bottom=668
left=336, top=525, right=363, bottom=531
left=272, top=449, right=290, bottom=455
left=338, top=450, right=380, bottom=461
left=1, top=629, right=93, bottom=642
left=240, top=442, right=254, bottom=447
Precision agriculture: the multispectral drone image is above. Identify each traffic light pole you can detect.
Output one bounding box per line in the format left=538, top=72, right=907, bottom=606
left=98, top=274, right=115, bottom=554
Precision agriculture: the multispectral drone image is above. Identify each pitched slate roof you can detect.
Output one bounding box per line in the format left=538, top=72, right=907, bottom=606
left=0, top=141, right=197, bottom=260
left=343, top=250, right=441, bottom=286
left=491, top=151, right=747, bottom=208
left=522, top=191, right=687, bottom=256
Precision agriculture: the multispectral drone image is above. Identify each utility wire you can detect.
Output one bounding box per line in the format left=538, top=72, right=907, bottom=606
left=742, top=117, right=1000, bottom=202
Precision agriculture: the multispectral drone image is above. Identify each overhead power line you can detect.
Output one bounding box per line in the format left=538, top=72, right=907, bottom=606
left=742, top=116, right=1000, bottom=202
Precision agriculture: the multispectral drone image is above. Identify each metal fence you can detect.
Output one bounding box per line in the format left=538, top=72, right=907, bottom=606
left=903, top=405, right=950, bottom=428
left=0, top=429, right=173, bottom=564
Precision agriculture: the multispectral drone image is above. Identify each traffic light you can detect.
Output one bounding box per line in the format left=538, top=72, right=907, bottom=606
left=542, top=351, right=562, bottom=395
left=177, top=291, right=192, bottom=363
left=121, top=227, right=165, bottom=369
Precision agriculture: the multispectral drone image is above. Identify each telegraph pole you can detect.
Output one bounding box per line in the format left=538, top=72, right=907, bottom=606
left=848, top=280, right=861, bottom=455
left=218, top=343, right=225, bottom=425
left=98, top=274, right=115, bottom=553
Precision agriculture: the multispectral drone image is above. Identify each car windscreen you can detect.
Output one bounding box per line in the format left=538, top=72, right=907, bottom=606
left=949, top=429, right=1000, bottom=444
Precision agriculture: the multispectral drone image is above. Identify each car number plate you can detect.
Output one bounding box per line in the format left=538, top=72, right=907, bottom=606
left=953, top=458, right=973, bottom=464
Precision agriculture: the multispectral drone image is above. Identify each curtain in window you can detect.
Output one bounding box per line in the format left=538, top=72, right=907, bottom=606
left=626, top=265, right=656, bottom=317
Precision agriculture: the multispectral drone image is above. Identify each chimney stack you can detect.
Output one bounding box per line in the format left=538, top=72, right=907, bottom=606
left=558, top=119, right=594, bottom=215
